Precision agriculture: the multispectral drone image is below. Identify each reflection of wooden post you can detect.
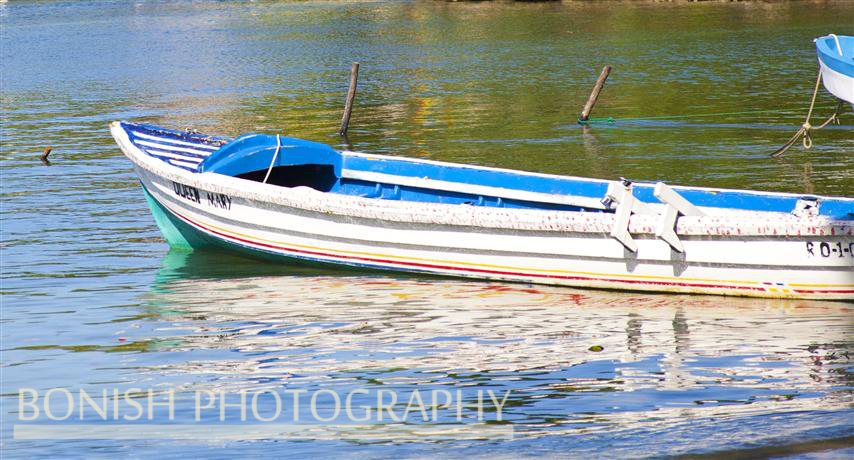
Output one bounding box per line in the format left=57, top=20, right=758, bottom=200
left=339, top=63, right=360, bottom=136
left=802, top=162, right=814, bottom=194
left=579, top=65, right=611, bottom=122
left=40, top=147, right=52, bottom=165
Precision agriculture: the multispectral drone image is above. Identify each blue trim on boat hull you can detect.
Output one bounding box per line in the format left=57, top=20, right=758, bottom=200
left=816, top=34, right=854, bottom=79
left=123, top=122, right=229, bottom=172
left=122, top=121, right=854, bottom=220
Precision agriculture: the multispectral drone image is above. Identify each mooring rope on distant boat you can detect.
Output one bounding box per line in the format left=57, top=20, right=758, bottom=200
left=770, top=70, right=845, bottom=157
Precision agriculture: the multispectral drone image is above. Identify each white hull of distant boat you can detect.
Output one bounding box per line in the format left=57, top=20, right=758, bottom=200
left=816, top=34, right=854, bottom=107
left=819, top=61, right=854, bottom=106
left=111, top=122, right=854, bottom=300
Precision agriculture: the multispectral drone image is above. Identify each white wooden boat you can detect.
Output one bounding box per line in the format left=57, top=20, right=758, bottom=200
left=816, top=34, right=854, bottom=107
left=110, top=121, right=854, bottom=300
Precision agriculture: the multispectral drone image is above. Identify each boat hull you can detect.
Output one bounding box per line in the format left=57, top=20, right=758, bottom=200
left=126, top=164, right=852, bottom=300
left=112, top=122, right=854, bottom=300
left=819, top=58, right=854, bottom=108
left=816, top=34, right=854, bottom=107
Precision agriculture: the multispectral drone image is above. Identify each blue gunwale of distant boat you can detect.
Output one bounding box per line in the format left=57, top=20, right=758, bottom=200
left=815, top=34, right=854, bottom=106
left=110, top=121, right=854, bottom=300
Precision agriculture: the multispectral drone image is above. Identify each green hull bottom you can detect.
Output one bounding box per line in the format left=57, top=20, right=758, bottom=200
left=141, top=185, right=211, bottom=251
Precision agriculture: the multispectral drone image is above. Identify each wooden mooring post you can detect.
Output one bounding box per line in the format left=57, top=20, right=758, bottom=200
left=339, top=62, right=360, bottom=137
left=579, top=65, right=611, bottom=122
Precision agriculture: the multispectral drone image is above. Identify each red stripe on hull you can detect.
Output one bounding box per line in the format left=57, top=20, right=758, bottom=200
left=164, top=203, right=850, bottom=295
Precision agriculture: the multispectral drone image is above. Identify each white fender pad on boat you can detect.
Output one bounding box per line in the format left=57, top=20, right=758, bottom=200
left=653, top=182, right=705, bottom=253
left=605, top=181, right=707, bottom=254
left=605, top=181, right=638, bottom=252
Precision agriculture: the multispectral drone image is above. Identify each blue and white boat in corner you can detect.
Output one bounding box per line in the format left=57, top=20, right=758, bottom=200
left=110, top=121, right=854, bottom=300
left=816, top=34, right=854, bottom=107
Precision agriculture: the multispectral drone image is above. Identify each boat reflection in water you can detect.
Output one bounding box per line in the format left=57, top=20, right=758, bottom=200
left=139, top=249, right=853, bottom=445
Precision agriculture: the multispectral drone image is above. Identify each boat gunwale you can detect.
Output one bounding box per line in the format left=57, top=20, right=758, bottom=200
left=111, top=122, right=854, bottom=239
left=815, top=34, right=854, bottom=77
left=118, top=121, right=854, bottom=204
left=341, top=149, right=854, bottom=205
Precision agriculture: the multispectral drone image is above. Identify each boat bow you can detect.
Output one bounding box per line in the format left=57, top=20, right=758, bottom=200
left=816, top=34, right=854, bottom=106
